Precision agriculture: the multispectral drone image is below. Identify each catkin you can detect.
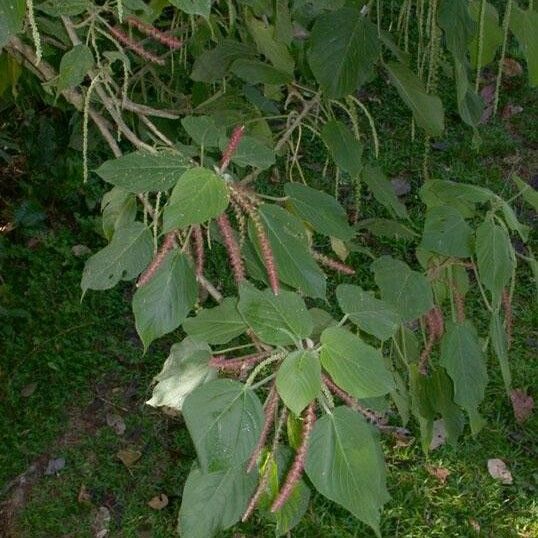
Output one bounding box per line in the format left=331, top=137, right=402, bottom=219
left=219, top=125, right=245, bottom=173
left=312, top=251, right=356, bottom=275
left=126, top=16, right=183, bottom=49
left=136, top=232, right=176, bottom=287
left=108, top=26, right=165, bottom=65
left=191, top=225, right=204, bottom=277
left=215, top=213, right=245, bottom=285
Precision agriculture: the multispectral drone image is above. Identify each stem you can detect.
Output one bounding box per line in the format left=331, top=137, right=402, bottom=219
left=494, top=0, right=513, bottom=115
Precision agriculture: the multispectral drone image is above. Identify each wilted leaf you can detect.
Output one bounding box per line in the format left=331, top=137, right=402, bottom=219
left=117, top=448, right=142, bottom=467
left=510, top=389, right=534, bottom=424
left=78, top=484, right=92, bottom=505
left=501, top=104, right=523, bottom=120
left=391, top=177, right=411, bottom=196
left=429, top=419, right=448, bottom=450
left=45, top=457, right=66, bottom=475
left=91, top=506, right=111, bottom=538
left=426, top=464, right=450, bottom=484
left=71, top=244, right=91, bottom=257
left=502, top=58, right=523, bottom=76
left=106, top=413, right=126, bottom=436
left=487, top=458, right=513, bottom=484
left=147, top=493, right=169, bottom=510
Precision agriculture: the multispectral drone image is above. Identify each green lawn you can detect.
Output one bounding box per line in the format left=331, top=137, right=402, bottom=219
left=1, top=74, right=537, bottom=537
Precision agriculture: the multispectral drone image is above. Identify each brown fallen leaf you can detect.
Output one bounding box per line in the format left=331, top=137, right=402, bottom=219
left=117, top=448, right=142, bottom=468
left=21, top=383, right=37, bottom=397
left=502, top=58, right=523, bottom=77
left=78, top=484, right=92, bottom=505
left=91, top=506, right=111, bottom=538
left=480, top=83, right=496, bottom=105
left=502, top=104, right=523, bottom=120
left=487, top=458, right=513, bottom=484
left=469, top=518, right=481, bottom=533
left=426, top=464, right=450, bottom=484
left=147, top=493, right=169, bottom=510
left=71, top=244, right=91, bottom=257
left=429, top=419, right=447, bottom=450
left=106, top=413, right=126, bottom=436
left=510, top=389, right=534, bottom=424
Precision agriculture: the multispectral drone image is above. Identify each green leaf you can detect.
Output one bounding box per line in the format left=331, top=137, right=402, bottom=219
left=308, top=8, right=380, bottom=98
left=284, top=182, right=354, bottom=241
left=362, top=165, right=408, bottom=219
left=252, top=205, right=326, bottom=299
left=37, top=0, right=90, bottom=17
left=336, top=284, right=400, bottom=341
left=181, top=115, right=225, bottom=148
left=385, top=62, right=445, bottom=136
left=469, top=0, right=503, bottom=68
left=320, top=120, right=363, bottom=177
left=357, top=218, right=417, bottom=240
left=133, top=252, right=197, bottom=350
left=230, top=59, right=293, bottom=85
left=101, top=187, right=137, bottom=241
left=178, top=465, right=257, bottom=538
left=489, top=311, right=511, bottom=394
left=440, top=321, right=488, bottom=435
left=169, top=0, right=211, bottom=19
left=499, top=200, right=529, bottom=241
left=276, top=351, right=321, bottom=416
left=274, top=479, right=310, bottom=535
left=81, top=222, right=153, bottom=292
left=0, top=0, right=25, bottom=48
left=275, top=0, right=293, bottom=46
left=182, top=379, right=263, bottom=472
left=513, top=175, right=538, bottom=211
left=146, top=338, right=216, bottom=411
left=309, top=308, right=337, bottom=340
left=475, top=220, right=514, bottom=304
left=56, top=44, right=94, bottom=94
left=191, top=40, right=256, bottom=83
left=305, top=407, right=389, bottom=537
left=454, top=58, right=483, bottom=128
left=320, top=327, right=394, bottom=399
left=420, top=205, right=473, bottom=258
left=183, top=297, right=247, bottom=345
left=238, top=284, right=313, bottom=346
left=372, top=256, right=433, bottom=322
left=95, top=151, right=191, bottom=193
left=439, top=0, right=476, bottom=60
left=163, top=168, right=229, bottom=232
left=227, top=135, right=275, bottom=170
left=510, top=6, right=538, bottom=86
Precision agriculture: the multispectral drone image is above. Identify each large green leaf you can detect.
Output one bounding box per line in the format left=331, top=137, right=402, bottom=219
left=178, top=465, right=257, bottom=538
left=252, top=205, right=326, bottom=299
left=0, top=0, right=25, bottom=48
left=475, top=220, right=514, bottom=304
left=336, top=284, right=400, bottom=341
left=420, top=205, right=473, bottom=258
left=362, top=165, right=408, bottom=219
left=230, top=59, right=293, bottom=85
left=469, top=0, right=503, bottom=68
left=357, top=218, right=417, bottom=241
left=510, top=6, right=538, bottom=86
left=308, top=8, right=380, bottom=98
left=183, top=297, right=247, bottom=345
left=385, top=62, right=445, bottom=136
left=101, top=187, right=137, bottom=241
left=276, top=351, right=321, bottom=416
left=439, top=0, right=476, bottom=60
left=146, top=338, right=216, bottom=411
left=56, top=44, right=94, bottom=94
left=181, top=115, right=225, bottom=148
left=227, top=135, right=275, bottom=170
left=454, top=58, right=483, bottom=128
left=320, top=120, right=363, bottom=177
left=305, top=407, right=389, bottom=537
left=81, top=222, right=153, bottom=292
left=183, top=379, right=264, bottom=472
left=440, top=321, right=488, bottom=435
left=489, top=311, right=511, bottom=394
left=238, top=284, right=313, bottom=346
left=284, top=183, right=354, bottom=241
left=95, top=151, right=191, bottom=193
left=320, top=327, right=394, bottom=399
left=132, top=252, right=197, bottom=350
left=372, top=256, right=433, bottom=322
left=163, top=168, right=229, bottom=232
left=513, top=175, right=538, bottom=212
left=169, top=0, right=211, bottom=19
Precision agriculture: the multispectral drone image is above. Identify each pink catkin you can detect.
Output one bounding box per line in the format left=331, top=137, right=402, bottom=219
left=312, top=251, right=356, bottom=276
left=136, top=232, right=176, bottom=287
left=208, top=351, right=272, bottom=372
left=247, top=384, right=279, bottom=473
left=270, top=402, right=316, bottom=513
left=453, top=290, right=465, bottom=323
left=125, top=16, right=183, bottom=49
left=191, top=225, right=204, bottom=277
left=219, top=125, right=245, bottom=173
left=242, top=467, right=271, bottom=522
left=216, top=213, right=245, bottom=285
left=418, top=306, right=444, bottom=375
left=502, top=288, right=512, bottom=348
left=109, top=26, right=165, bottom=65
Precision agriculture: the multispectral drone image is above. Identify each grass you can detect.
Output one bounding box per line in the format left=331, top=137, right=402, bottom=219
left=1, top=54, right=537, bottom=538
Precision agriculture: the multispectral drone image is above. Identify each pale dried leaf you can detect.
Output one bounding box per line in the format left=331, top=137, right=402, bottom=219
left=469, top=518, right=481, bottom=533
left=487, top=458, right=513, bottom=484
left=91, top=506, right=111, bottom=538
left=502, top=58, right=523, bottom=77
left=72, top=244, right=92, bottom=257
left=21, top=383, right=37, bottom=397
left=480, top=83, right=496, bottom=105
left=106, top=413, right=126, bottom=436
left=429, top=419, right=447, bottom=450
left=391, top=177, right=411, bottom=196
left=330, top=236, right=349, bottom=261
left=78, top=484, right=92, bottom=505
left=510, top=389, right=534, bottom=424
left=117, top=448, right=142, bottom=467
left=501, top=104, right=523, bottom=120
left=45, top=457, right=66, bottom=476
left=426, top=464, right=450, bottom=484
left=147, top=493, right=168, bottom=510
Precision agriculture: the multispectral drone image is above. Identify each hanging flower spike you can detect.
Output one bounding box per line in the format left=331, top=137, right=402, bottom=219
left=453, top=289, right=465, bottom=324
left=125, top=16, right=183, bottom=49
left=219, top=125, right=245, bottom=173
left=242, top=465, right=271, bottom=522
left=136, top=231, right=176, bottom=287
left=191, top=225, right=204, bottom=277
left=502, top=288, right=512, bottom=348
left=208, top=351, right=272, bottom=372
left=215, top=213, right=245, bottom=285
left=247, top=384, right=279, bottom=473
left=429, top=305, right=444, bottom=340
left=108, top=26, right=165, bottom=65
left=270, top=402, right=316, bottom=513
left=312, top=251, right=356, bottom=276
